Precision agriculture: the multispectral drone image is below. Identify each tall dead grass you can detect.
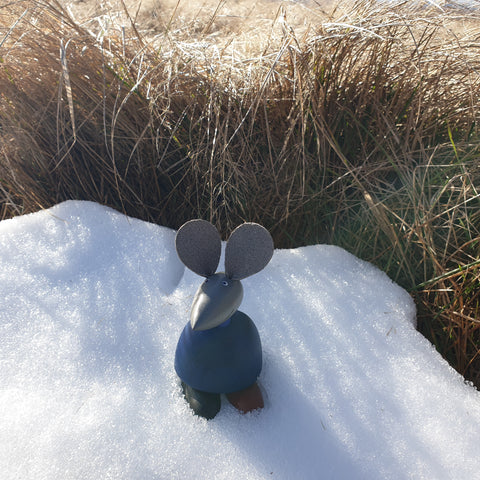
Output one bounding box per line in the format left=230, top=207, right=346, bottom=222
left=1, top=0, right=480, bottom=384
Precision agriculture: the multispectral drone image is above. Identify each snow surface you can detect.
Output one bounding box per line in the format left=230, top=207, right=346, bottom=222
left=1, top=200, right=480, bottom=480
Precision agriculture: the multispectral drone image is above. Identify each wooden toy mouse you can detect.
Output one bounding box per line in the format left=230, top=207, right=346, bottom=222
left=174, top=220, right=274, bottom=419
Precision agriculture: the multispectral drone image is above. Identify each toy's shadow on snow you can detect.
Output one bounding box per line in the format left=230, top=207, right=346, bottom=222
left=220, top=247, right=440, bottom=479
left=213, top=358, right=362, bottom=478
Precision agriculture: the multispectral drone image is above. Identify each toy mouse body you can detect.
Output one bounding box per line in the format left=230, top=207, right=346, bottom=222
left=174, top=220, right=274, bottom=419
left=175, top=308, right=262, bottom=394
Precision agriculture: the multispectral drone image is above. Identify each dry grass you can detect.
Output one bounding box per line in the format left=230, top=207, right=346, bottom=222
left=1, top=0, right=480, bottom=384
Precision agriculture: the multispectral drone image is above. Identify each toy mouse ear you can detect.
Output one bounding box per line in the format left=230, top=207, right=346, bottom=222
left=175, top=219, right=221, bottom=277
left=225, top=223, right=274, bottom=280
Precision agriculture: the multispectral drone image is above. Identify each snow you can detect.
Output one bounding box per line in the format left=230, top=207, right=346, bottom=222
left=1, top=200, right=479, bottom=479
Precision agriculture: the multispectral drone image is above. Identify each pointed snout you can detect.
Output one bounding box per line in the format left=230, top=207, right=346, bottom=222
left=190, top=273, right=243, bottom=331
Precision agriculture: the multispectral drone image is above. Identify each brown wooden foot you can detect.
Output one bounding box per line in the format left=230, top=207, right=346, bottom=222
left=226, top=382, right=264, bottom=413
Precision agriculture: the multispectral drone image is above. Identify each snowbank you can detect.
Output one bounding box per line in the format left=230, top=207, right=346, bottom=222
left=1, top=201, right=479, bottom=479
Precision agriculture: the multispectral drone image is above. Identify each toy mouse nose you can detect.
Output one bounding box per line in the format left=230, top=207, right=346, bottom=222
left=190, top=294, right=219, bottom=331
left=190, top=273, right=243, bottom=331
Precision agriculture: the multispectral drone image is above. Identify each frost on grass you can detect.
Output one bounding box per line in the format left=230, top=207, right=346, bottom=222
left=1, top=201, right=480, bottom=479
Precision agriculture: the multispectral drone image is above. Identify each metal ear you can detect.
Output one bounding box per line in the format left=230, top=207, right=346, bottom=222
left=225, top=223, right=274, bottom=280
left=175, top=219, right=221, bottom=277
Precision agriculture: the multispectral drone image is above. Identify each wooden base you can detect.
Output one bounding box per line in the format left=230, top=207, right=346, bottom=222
left=226, top=382, right=264, bottom=413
